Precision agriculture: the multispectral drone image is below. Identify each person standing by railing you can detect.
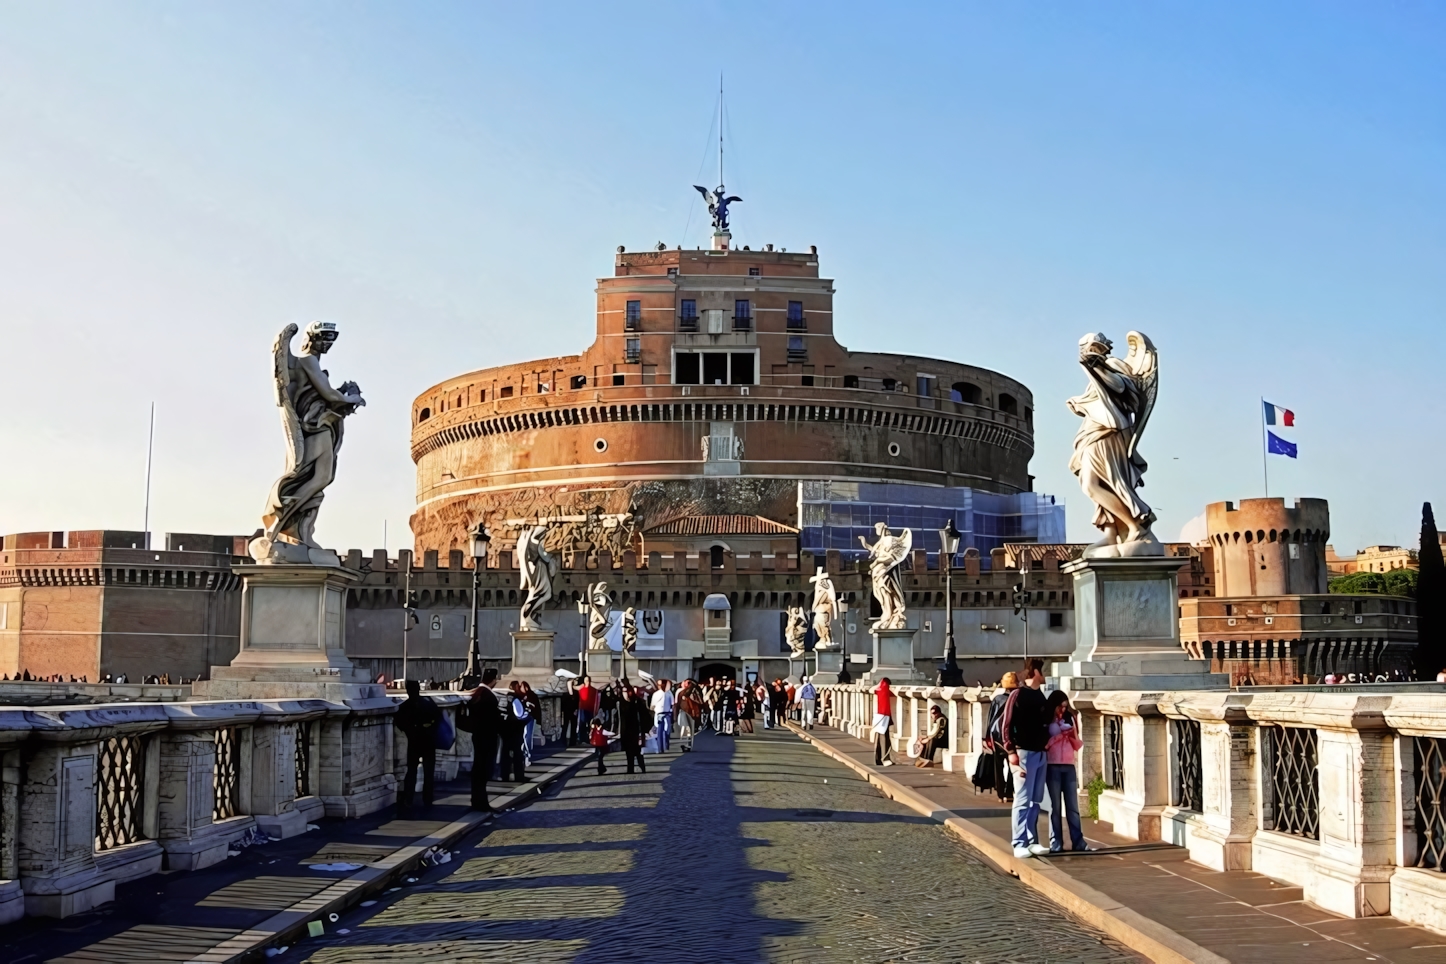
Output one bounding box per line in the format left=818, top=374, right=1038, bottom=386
left=519, top=680, right=542, bottom=765
left=394, top=679, right=441, bottom=812
left=562, top=678, right=581, bottom=746
left=872, top=676, right=894, bottom=766
left=675, top=679, right=702, bottom=750
left=1002, top=658, right=1051, bottom=859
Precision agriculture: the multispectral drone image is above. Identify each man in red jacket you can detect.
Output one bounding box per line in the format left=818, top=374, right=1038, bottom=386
left=577, top=676, right=598, bottom=736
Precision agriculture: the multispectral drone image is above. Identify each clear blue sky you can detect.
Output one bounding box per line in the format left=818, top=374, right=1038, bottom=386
left=0, top=3, right=1441, bottom=554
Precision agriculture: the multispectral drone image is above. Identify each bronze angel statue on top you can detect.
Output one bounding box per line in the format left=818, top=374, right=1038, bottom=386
left=250, top=322, right=365, bottom=566
left=693, top=184, right=742, bottom=233
left=1067, top=331, right=1161, bottom=558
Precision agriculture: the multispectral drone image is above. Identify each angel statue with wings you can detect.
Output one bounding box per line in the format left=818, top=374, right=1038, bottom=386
left=517, top=525, right=558, bottom=631
left=809, top=567, right=838, bottom=650
left=693, top=184, right=742, bottom=233
left=860, top=523, right=913, bottom=631
left=784, top=606, right=809, bottom=659
left=586, top=582, right=614, bottom=652
left=251, top=322, right=365, bottom=566
left=1067, top=331, right=1162, bottom=558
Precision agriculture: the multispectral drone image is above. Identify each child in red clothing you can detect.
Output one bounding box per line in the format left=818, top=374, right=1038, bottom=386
left=588, top=717, right=616, bottom=775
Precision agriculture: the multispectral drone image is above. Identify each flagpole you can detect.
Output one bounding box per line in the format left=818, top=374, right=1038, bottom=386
left=1259, top=397, right=1269, bottom=498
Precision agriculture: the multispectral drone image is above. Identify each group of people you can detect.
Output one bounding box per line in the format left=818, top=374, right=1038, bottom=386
left=969, top=660, right=1092, bottom=856
left=392, top=670, right=546, bottom=815
left=0, top=671, right=180, bottom=684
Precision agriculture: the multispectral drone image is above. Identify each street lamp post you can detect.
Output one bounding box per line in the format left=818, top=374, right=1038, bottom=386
left=462, top=522, right=491, bottom=688
left=836, top=598, right=852, bottom=684
left=937, top=519, right=964, bottom=686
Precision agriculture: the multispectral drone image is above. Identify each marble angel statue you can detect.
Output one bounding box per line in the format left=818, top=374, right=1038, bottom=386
left=586, top=581, right=614, bottom=652
left=860, top=523, right=912, bottom=631
left=1067, top=331, right=1161, bottom=557
left=785, top=606, right=809, bottom=659
left=809, top=567, right=838, bottom=649
left=251, top=321, right=365, bottom=565
left=517, top=525, right=558, bottom=631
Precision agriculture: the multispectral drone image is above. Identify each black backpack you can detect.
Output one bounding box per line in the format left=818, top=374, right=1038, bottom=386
left=971, top=749, right=996, bottom=792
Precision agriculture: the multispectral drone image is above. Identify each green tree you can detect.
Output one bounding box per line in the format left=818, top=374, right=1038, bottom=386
left=1416, top=502, right=1444, bottom=680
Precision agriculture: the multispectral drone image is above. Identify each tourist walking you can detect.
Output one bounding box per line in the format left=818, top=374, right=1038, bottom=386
left=872, top=676, right=895, bottom=766
left=798, top=676, right=818, bottom=729
left=520, top=680, right=541, bottom=765
left=915, top=705, right=948, bottom=768
left=619, top=684, right=648, bottom=773
left=562, top=678, right=580, bottom=746
left=720, top=679, right=740, bottom=735
left=1002, top=658, right=1051, bottom=858
left=650, top=679, right=674, bottom=752
left=394, top=679, right=441, bottom=811
left=768, top=680, right=787, bottom=728
left=455, top=668, right=503, bottom=813
left=675, top=679, right=702, bottom=750
left=500, top=682, right=529, bottom=783
left=588, top=717, right=615, bottom=775
left=1045, top=690, right=1091, bottom=852
left=708, top=679, right=725, bottom=732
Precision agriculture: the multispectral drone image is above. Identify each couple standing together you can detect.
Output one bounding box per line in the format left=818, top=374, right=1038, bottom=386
left=994, top=658, right=1091, bottom=856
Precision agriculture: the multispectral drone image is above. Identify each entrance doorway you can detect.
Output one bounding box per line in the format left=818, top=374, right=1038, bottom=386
left=696, top=662, right=737, bottom=683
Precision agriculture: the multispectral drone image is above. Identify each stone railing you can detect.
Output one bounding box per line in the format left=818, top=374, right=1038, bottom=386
left=0, top=690, right=563, bottom=924
left=816, top=681, right=1446, bottom=937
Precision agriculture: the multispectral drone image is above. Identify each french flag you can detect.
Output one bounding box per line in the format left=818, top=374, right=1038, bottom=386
left=1263, top=401, right=1295, bottom=427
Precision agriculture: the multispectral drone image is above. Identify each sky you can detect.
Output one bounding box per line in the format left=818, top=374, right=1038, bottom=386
left=0, top=2, right=1442, bottom=556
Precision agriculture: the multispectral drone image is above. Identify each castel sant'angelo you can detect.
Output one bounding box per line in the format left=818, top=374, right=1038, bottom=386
left=409, top=195, right=1059, bottom=566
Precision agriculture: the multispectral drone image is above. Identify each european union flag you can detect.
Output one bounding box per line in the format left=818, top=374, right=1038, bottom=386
left=1267, top=431, right=1297, bottom=459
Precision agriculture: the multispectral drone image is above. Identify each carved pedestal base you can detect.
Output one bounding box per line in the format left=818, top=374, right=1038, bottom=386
left=866, top=628, right=922, bottom=683
left=811, top=650, right=844, bottom=685
left=508, top=630, right=556, bottom=688
left=585, top=650, right=615, bottom=681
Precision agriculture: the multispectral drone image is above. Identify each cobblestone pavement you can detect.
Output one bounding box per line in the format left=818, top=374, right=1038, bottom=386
left=279, top=727, right=1140, bottom=963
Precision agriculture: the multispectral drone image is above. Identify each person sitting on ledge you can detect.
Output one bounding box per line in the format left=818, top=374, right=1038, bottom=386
left=915, top=705, right=948, bottom=768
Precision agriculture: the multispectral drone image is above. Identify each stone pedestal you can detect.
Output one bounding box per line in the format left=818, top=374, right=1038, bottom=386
left=812, top=650, right=844, bottom=685
left=585, top=650, right=615, bottom=681
left=1053, top=557, right=1227, bottom=693
left=508, top=630, right=556, bottom=686
left=866, top=628, right=922, bottom=683
left=195, top=564, right=379, bottom=701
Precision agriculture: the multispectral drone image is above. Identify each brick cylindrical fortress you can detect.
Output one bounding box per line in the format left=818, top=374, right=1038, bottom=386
left=410, top=245, right=1038, bottom=554
left=1206, top=498, right=1330, bottom=597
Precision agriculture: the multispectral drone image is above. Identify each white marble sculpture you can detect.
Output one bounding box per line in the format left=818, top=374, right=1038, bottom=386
left=785, top=606, right=809, bottom=659
left=860, top=523, right=912, bottom=630
left=809, top=567, right=838, bottom=649
left=251, top=322, right=365, bottom=566
left=517, top=524, right=558, bottom=631
left=586, top=581, right=613, bottom=652
left=622, top=607, right=638, bottom=653
left=1067, top=331, right=1162, bottom=558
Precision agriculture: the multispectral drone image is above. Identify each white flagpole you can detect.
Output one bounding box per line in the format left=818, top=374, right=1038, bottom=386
left=143, top=402, right=155, bottom=550
left=1259, top=397, right=1269, bottom=498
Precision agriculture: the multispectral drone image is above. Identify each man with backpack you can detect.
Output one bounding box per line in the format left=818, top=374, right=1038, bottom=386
left=394, top=679, right=441, bottom=811
left=798, top=676, right=818, bottom=729
left=1002, top=659, right=1051, bottom=858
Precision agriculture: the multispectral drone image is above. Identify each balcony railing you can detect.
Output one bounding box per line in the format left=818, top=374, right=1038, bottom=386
left=732, top=316, right=752, bottom=331
left=678, top=316, right=699, bottom=331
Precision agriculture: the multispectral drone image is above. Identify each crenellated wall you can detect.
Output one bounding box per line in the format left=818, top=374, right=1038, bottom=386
left=1206, top=498, right=1330, bottom=597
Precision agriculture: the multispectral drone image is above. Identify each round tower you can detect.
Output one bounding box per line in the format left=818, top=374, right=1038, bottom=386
left=1205, top=498, right=1330, bottom=597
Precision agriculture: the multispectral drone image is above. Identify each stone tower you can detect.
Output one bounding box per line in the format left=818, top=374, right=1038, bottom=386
left=1205, top=498, right=1330, bottom=597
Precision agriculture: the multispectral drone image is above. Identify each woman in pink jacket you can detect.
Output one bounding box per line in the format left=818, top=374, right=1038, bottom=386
left=1044, top=690, right=1091, bottom=853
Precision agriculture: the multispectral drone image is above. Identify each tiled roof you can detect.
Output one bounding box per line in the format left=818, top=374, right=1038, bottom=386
left=645, top=515, right=798, bottom=536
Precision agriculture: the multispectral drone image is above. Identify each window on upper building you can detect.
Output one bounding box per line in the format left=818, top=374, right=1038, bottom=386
left=788, top=335, right=806, bottom=359
left=951, top=381, right=982, bottom=404
left=418, top=407, right=431, bottom=422
left=916, top=375, right=936, bottom=397
left=1049, top=612, right=1064, bottom=628
left=625, top=301, right=641, bottom=329
left=500, top=386, right=514, bottom=398
left=675, top=353, right=701, bottom=384
left=680, top=299, right=697, bottom=320
left=787, top=301, right=805, bottom=328
left=570, top=374, right=588, bottom=390
left=729, top=352, right=755, bottom=385
left=625, top=337, right=641, bottom=361
left=998, top=392, right=1018, bottom=415
left=843, top=375, right=859, bottom=388
left=612, top=373, right=625, bottom=386
left=882, top=378, right=897, bottom=391
left=748, top=267, right=760, bottom=276
left=710, top=545, right=725, bottom=568
left=667, top=267, right=678, bottom=277
left=733, top=300, right=752, bottom=329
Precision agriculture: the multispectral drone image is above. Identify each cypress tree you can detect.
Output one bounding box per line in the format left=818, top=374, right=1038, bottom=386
left=1414, top=502, right=1444, bottom=680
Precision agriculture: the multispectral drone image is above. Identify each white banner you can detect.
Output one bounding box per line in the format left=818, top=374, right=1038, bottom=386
left=604, top=609, right=665, bottom=652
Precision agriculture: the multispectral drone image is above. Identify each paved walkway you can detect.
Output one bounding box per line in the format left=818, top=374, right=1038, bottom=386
left=267, top=727, right=1140, bottom=963
left=792, top=722, right=1446, bottom=964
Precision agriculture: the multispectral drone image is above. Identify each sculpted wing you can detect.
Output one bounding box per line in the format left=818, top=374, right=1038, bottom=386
left=693, top=185, right=715, bottom=206
left=876, top=528, right=913, bottom=570
left=271, top=324, right=304, bottom=480
left=1123, top=331, right=1158, bottom=460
